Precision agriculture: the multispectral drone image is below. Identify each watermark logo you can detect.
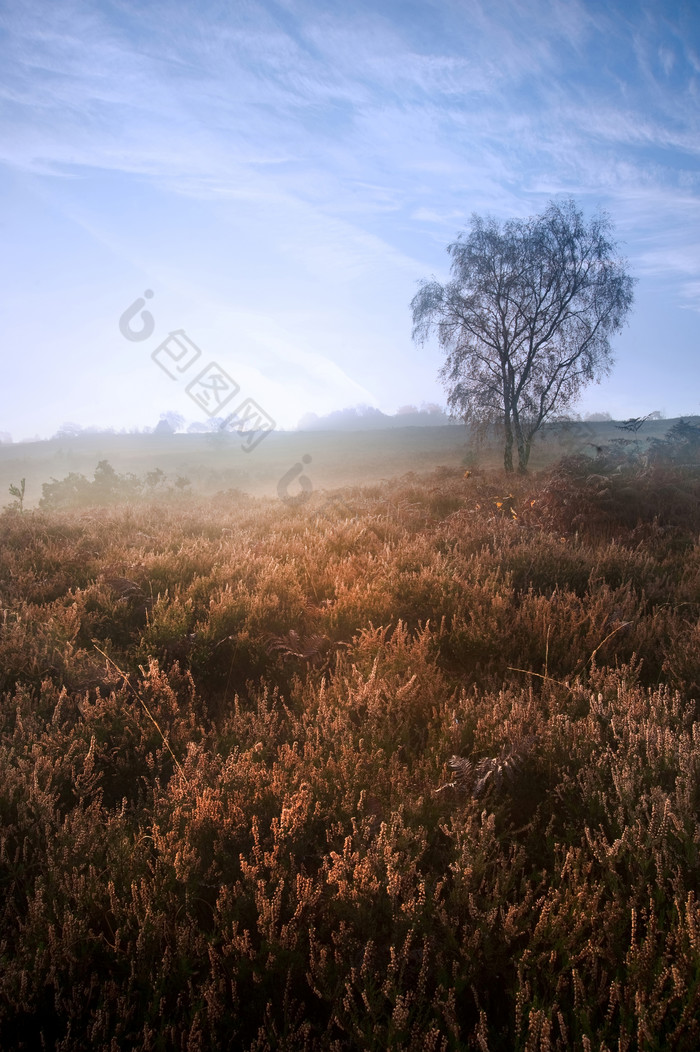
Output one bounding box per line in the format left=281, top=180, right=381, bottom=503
left=185, top=362, right=240, bottom=417
left=119, top=290, right=155, bottom=342
left=222, top=398, right=277, bottom=453
left=277, top=454, right=313, bottom=505
left=118, top=290, right=275, bottom=453
left=152, top=330, right=203, bottom=379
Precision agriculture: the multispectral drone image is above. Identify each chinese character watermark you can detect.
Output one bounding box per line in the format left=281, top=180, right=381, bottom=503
left=152, top=330, right=203, bottom=379
left=186, top=362, right=239, bottom=416
left=118, top=291, right=276, bottom=453
left=222, top=398, right=277, bottom=453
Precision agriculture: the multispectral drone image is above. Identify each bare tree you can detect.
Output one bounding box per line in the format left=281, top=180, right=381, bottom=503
left=411, top=199, right=635, bottom=472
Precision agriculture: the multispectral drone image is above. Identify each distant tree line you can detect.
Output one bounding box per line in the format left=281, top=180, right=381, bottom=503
left=297, top=403, right=454, bottom=431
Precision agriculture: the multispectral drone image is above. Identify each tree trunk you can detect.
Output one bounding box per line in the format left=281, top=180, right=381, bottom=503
left=503, top=413, right=514, bottom=473
left=516, top=436, right=530, bottom=473
left=512, top=411, right=531, bottom=473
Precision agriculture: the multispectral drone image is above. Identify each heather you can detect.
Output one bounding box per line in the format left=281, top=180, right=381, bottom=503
left=0, top=458, right=699, bottom=1050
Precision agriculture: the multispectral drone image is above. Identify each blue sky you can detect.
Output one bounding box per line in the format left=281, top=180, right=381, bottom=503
left=0, top=0, right=698, bottom=440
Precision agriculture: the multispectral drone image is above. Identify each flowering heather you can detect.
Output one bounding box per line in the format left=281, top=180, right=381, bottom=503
left=0, top=460, right=698, bottom=1049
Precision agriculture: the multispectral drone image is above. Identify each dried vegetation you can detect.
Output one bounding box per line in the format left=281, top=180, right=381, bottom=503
left=0, top=454, right=699, bottom=1049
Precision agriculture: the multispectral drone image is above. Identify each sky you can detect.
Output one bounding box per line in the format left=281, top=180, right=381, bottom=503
left=0, top=0, right=698, bottom=441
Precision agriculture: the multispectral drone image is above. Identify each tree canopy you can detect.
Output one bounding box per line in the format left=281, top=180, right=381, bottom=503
left=411, top=199, right=636, bottom=472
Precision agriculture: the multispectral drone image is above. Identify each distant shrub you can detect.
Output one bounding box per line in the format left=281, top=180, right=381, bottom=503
left=647, top=417, right=700, bottom=466
left=39, top=460, right=189, bottom=509
left=533, top=447, right=700, bottom=542
left=39, top=470, right=94, bottom=508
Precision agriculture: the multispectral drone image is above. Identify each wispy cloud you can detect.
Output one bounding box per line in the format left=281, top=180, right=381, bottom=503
left=0, top=0, right=698, bottom=437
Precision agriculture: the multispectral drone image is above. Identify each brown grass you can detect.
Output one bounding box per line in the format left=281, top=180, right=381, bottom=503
left=0, top=460, right=698, bottom=1049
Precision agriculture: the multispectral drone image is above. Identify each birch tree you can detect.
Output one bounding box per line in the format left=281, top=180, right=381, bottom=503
left=411, top=199, right=635, bottom=472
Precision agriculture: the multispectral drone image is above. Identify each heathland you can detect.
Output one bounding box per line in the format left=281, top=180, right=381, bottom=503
left=0, top=417, right=677, bottom=509
left=0, top=425, right=699, bottom=1049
